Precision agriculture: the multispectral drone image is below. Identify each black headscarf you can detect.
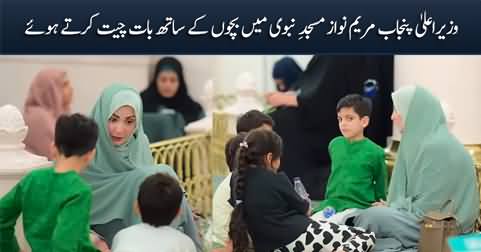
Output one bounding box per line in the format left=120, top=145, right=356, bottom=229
left=272, top=57, right=303, bottom=91
left=140, top=57, right=204, bottom=124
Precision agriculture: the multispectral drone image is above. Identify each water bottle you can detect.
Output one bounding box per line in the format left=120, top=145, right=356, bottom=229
left=322, top=206, right=336, bottom=219
left=293, top=177, right=311, bottom=208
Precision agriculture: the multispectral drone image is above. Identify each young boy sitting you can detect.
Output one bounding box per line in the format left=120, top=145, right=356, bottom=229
left=0, top=113, right=99, bottom=252
left=313, top=94, right=387, bottom=224
left=111, top=173, right=196, bottom=252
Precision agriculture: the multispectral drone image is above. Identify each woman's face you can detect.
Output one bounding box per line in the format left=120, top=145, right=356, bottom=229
left=156, top=70, right=179, bottom=98
left=391, top=110, right=404, bottom=132
left=274, top=79, right=286, bottom=92
left=62, top=77, right=73, bottom=109
left=108, top=105, right=136, bottom=145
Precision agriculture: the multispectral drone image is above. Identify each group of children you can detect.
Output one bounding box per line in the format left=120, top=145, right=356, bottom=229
left=207, top=94, right=386, bottom=252
left=0, top=92, right=387, bottom=252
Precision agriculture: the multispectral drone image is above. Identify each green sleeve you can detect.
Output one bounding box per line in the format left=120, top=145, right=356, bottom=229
left=374, top=152, right=388, bottom=201
left=51, top=189, right=98, bottom=252
left=0, top=181, right=23, bottom=252
left=324, top=138, right=338, bottom=200
left=313, top=138, right=339, bottom=213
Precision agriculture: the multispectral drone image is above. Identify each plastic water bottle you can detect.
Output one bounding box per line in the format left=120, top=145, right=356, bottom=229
left=322, top=206, right=336, bottom=219
left=293, top=177, right=311, bottom=208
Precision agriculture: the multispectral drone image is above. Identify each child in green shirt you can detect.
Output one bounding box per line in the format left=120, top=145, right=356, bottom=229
left=0, top=113, right=99, bottom=252
left=313, top=94, right=387, bottom=224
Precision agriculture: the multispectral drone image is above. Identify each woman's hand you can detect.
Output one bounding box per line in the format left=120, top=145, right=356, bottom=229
left=90, top=231, right=110, bottom=252
left=95, top=241, right=110, bottom=252
left=211, top=240, right=233, bottom=252
left=265, top=92, right=298, bottom=107
left=372, top=199, right=387, bottom=207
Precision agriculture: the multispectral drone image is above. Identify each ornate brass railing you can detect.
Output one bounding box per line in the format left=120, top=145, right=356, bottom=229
left=209, top=112, right=237, bottom=177
left=150, top=133, right=212, bottom=216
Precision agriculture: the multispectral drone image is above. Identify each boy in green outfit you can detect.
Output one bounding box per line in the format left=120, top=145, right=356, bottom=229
left=0, top=113, right=99, bottom=252
left=312, top=94, right=387, bottom=224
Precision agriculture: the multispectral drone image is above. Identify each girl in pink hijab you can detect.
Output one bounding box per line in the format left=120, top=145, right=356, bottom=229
left=23, top=69, right=73, bottom=160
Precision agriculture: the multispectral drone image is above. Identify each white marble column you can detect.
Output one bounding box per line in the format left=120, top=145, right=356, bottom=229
left=0, top=104, right=52, bottom=252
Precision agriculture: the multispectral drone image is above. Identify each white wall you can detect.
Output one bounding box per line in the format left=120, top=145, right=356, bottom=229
left=0, top=56, right=153, bottom=114
left=263, top=55, right=312, bottom=92
left=394, top=55, right=481, bottom=144
left=0, top=55, right=271, bottom=114
left=166, top=55, right=266, bottom=98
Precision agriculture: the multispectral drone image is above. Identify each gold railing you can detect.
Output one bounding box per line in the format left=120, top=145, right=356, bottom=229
left=209, top=112, right=237, bottom=177
left=466, top=144, right=481, bottom=230
left=147, top=112, right=238, bottom=218
left=384, top=139, right=400, bottom=182
left=150, top=133, right=212, bottom=216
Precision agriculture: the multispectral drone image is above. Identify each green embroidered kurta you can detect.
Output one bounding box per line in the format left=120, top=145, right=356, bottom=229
left=0, top=167, right=98, bottom=252
left=315, top=136, right=387, bottom=213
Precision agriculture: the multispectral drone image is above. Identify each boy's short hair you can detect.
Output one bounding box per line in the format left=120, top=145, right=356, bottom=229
left=55, top=113, right=98, bottom=157
left=336, top=94, right=372, bottom=118
left=138, top=173, right=183, bottom=227
left=224, top=132, right=248, bottom=172
left=236, top=110, right=274, bottom=133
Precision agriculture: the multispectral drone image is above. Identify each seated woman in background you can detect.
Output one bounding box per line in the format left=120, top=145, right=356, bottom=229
left=82, top=84, right=201, bottom=250
left=272, top=56, right=303, bottom=92
left=23, top=68, right=73, bottom=160
left=140, top=57, right=204, bottom=125
left=353, top=86, right=480, bottom=252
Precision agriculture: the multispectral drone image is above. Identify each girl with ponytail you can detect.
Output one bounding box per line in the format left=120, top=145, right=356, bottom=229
left=228, top=128, right=376, bottom=252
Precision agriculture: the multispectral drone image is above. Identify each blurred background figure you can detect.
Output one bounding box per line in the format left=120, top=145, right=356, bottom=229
left=272, top=57, right=303, bottom=93
left=23, top=69, right=73, bottom=160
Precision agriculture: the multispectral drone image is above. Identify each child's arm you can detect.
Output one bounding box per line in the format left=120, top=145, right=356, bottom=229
left=323, top=138, right=336, bottom=200
left=374, top=152, right=388, bottom=201
left=51, top=189, right=99, bottom=252
left=277, top=174, right=310, bottom=215
left=0, top=183, right=22, bottom=252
